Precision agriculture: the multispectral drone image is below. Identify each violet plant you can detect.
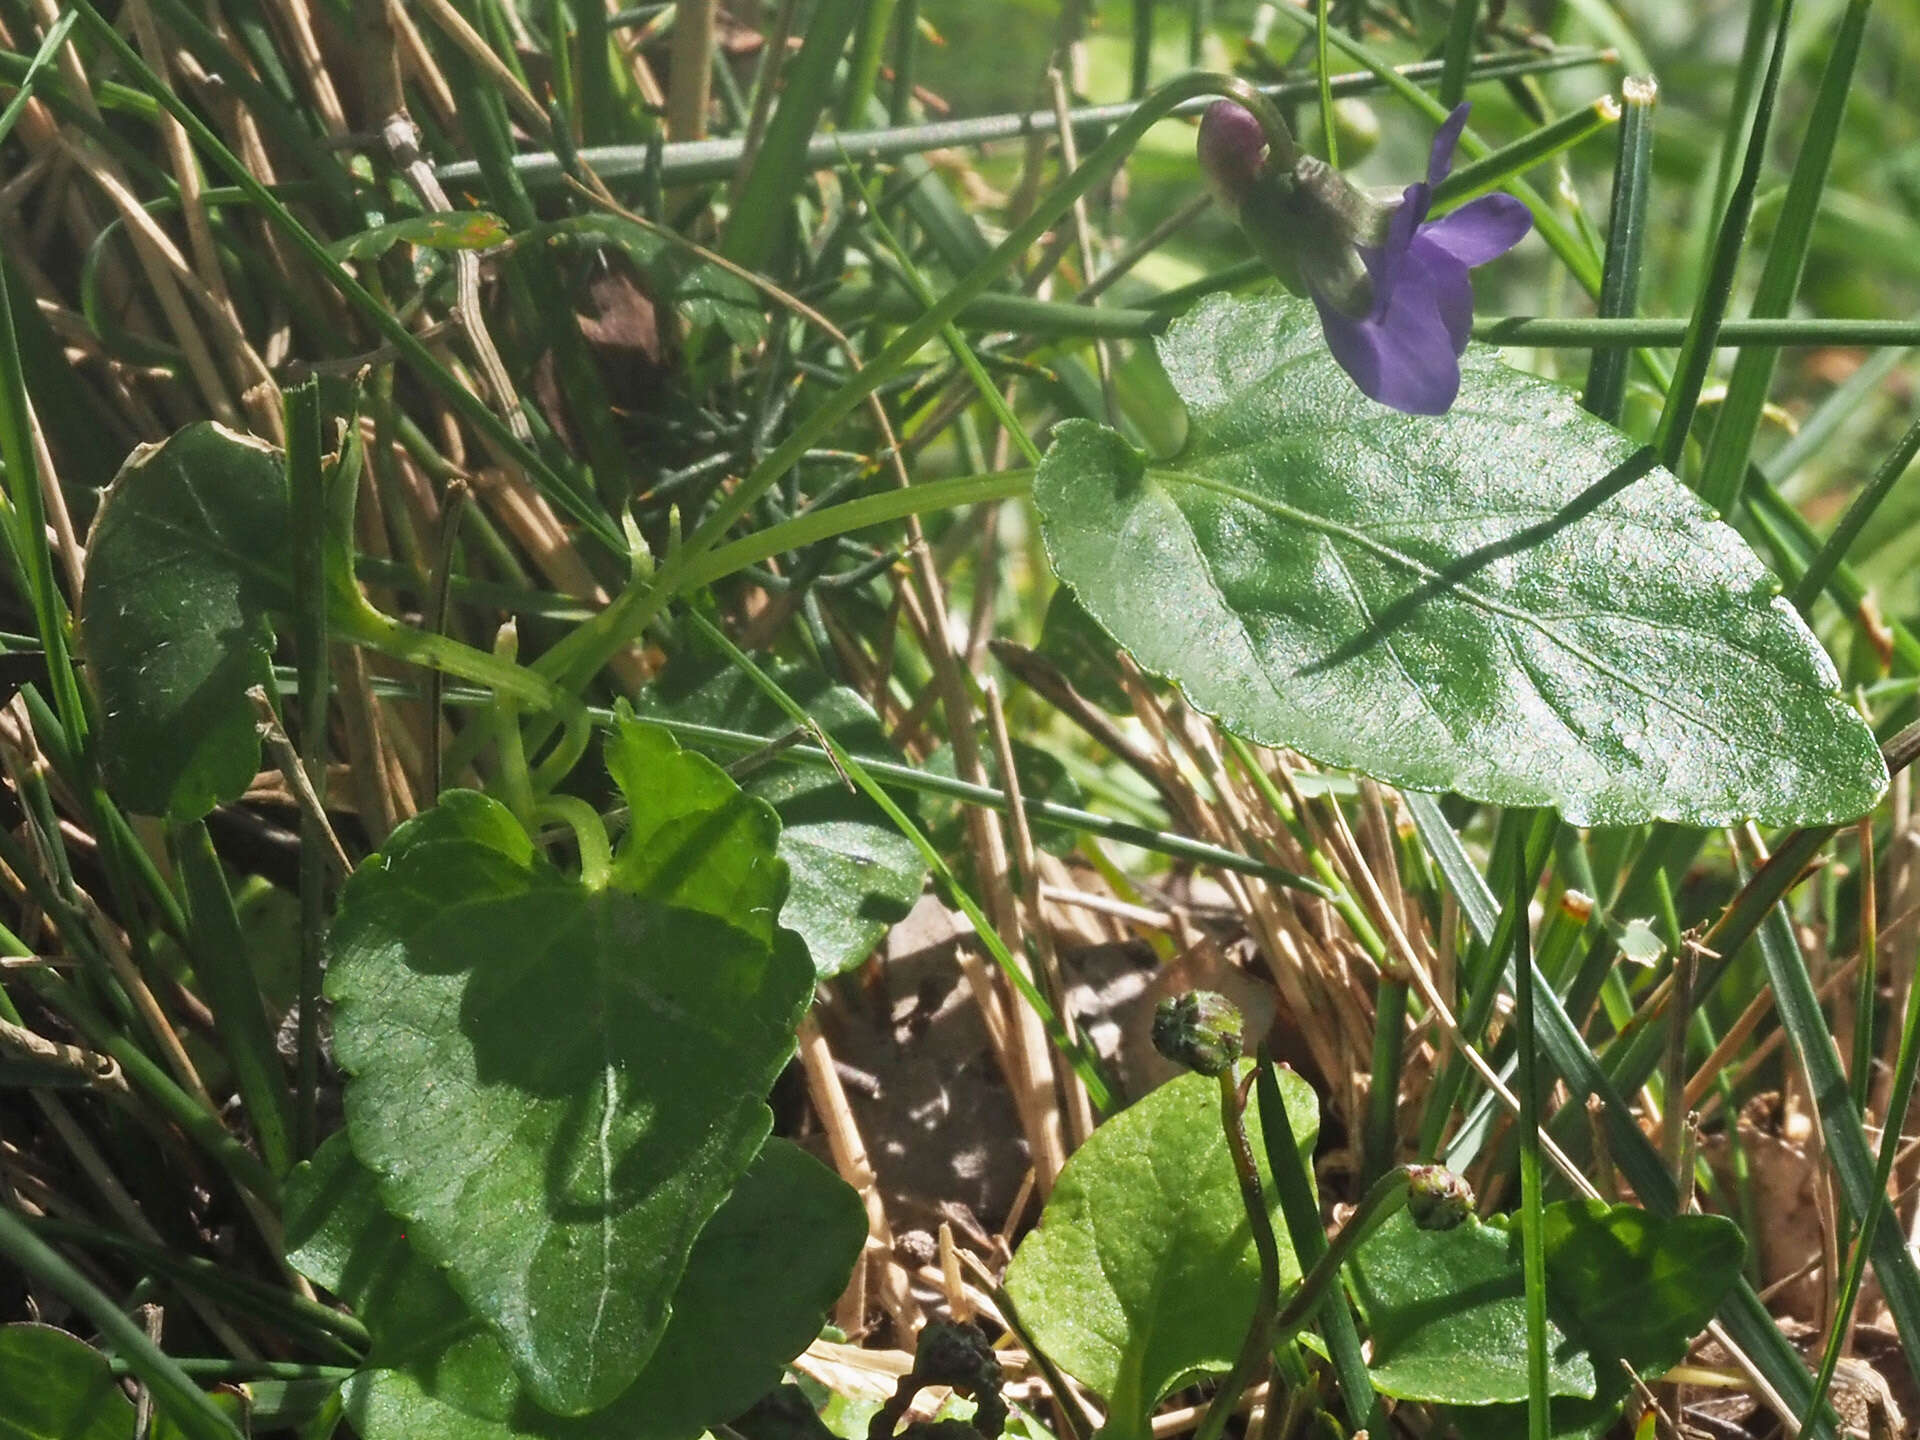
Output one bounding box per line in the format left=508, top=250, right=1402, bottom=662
left=1197, top=99, right=1531, bottom=414
left=5, top=6, right=1919, bottom=1440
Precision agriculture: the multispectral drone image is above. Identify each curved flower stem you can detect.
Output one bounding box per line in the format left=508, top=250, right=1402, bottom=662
left=536, top=796, right=613, bottom=888
left=1197, top=1115, right=1416, bottom=1440
left=1194, top=1068, right=1282, bottom=1440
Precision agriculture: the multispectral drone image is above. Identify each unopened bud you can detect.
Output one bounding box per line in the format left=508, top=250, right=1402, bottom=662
left=1152, top=990, right=1244, bottom=1077
left=1405, top=1165, right=1474, bottom=1231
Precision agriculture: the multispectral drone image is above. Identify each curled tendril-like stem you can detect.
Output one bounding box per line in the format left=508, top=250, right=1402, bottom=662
left=1206, top=72, right=1302, bottom=176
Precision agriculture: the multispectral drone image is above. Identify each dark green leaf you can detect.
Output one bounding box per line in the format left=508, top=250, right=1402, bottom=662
left=292, top=1134, right=861, bottom=1440
left=1349, top=1200, right=1744, bottom=1411
left=0, top=1324, right=134, bottom=1439
left=1038, top=587, right=1133, bottom=715
left=1348, top=1209, right=1595, bottom=1404
left=638, top=664, right=927, bottom=977
left=327, top=720, right=812, bottom=1417
left=1003, top=1068, right=1317, bottom=1440
left=1542, top=1200, right=1746, bottom=1376
left=79, top=423, right=288, bottom=820
left=1032, top=293, right=1886, bottom=827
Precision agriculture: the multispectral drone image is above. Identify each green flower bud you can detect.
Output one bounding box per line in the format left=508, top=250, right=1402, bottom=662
left=1405, top=1164, right=1475, bottom=1231
left=1152, top=990, right=1244, bottom=1077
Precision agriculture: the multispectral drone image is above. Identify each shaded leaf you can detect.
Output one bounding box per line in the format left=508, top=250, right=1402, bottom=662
left=79, top=424, right=288, bottom=820
left=1347, top=1210, right=1595, bottom=1405
left=542, top=215, right=766, bottom=350
left=291, top=1135, right=862, bottom=1439
left=1038, top=587, right=1132, bottom=715
left=638, top=664, right=926, bottom=977
left=1542, top=1200, right=1745, bottom=1376
left=1032, top=293, right=1886, bottom=827
left=0, top=1324, right=134, bottom=1439
left=1349, top=1200, right=1744, bottom=1414
left=327, top=721, right=811, bottom=1416
left=1003, top=1068, right=1317, bottom=1440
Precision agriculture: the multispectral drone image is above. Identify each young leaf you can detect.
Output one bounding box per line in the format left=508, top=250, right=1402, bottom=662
left=1032, top=293, right=1887, bottom=827
left=1003, top=1067, right=1318, bottom=1440
left=326, top=722, right=812, bottom=1417
left=636, top=666, right=927, bottom=976
left=287, top=1133, right=864, bottom=1439
left=79, top=423, right=289, bottom=821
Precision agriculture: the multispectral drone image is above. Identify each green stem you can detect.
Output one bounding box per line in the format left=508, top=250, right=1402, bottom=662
left=434, top=48, right=1615, bottom=189
left=675, top=469, right=1032, bottom=591
left=1514, top=847, right=1551, bottom=1440
left=1316, top=0, right=1338, bottom=166
left=1271, top=1166, right=1415, bottom=1340
left=0, top=1206, right=243, bottom=1440
left=537, top=795, right=613, bottom=887
left=1194, top=1069, right=1283, bottom=1440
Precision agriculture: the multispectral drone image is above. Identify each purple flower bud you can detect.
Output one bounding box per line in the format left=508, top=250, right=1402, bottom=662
left=1197, top=101, right=1269, bottom=224
left=1198, top=102, right=1532, bottom=416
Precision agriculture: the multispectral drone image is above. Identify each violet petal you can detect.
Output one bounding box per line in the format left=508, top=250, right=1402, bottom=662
left=1368, top=180, right=1432, bottom=309
left=1409, top=237, right=1476, bottom=356
left=1313, top=252, right=1461, bottom=415
left=1419, top=192, right=1533, bottom=268
left=1426, top=103, right=1473, bottom=189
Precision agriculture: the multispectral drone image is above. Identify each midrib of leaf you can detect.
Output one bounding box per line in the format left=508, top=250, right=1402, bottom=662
left=1146, top=464, right=1767, bottom=756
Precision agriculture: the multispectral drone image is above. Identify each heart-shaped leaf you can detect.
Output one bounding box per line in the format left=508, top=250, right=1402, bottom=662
left=1003, top=1067, right=1318, bottom=1440
left=78, top=423, right=290, bottom=821
left=1348, top=1200, right=1745, bottom=1412
left=1347, top=1209, right=1595, bottom=1405
left=1032, top=292, right=1886, bottom=827
left=287, top=1132, right=863, bottom=1438
left=327, top=721, right=811, bottom=1416
left=637, top=663, right=926, bottom=976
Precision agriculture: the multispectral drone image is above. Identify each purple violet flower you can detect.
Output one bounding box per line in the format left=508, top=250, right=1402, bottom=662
left=1198, top=101, right=1532, bottom=416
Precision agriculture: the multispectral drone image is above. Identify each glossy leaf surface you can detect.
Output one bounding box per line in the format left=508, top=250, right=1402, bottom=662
left=288, top=1133, right=862, bottom=1438
left=1033, top=293, right=1886, bottom=826
left=1003, top=1067, right=1318, bottom=1440
left=327, top=721, right=810, bottom=1416
left=639, top=663, right=926, bottom=976
left=79, top=424, right=288, bottom=821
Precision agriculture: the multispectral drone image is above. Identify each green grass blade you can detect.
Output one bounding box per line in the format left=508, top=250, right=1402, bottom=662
left=170, top=822, right=295, bottom=1178
left=1512, top=847, right=1551, bottom=1440
left=1695, top=0, right=1873, bottom=514
left=1257, top=1058, right=1386, bottom=1436
left=1583, top=76, right=1656, bottom=422
left=1789, top=412, right=1920, bottom=612
left=1652, top=0, right=1796, bottom=471
left=0, top=1206, right=244, bottom=1440
left=1438, top=0, right=1481, bottom=109
left=723, top=0, right=864, bottom=269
